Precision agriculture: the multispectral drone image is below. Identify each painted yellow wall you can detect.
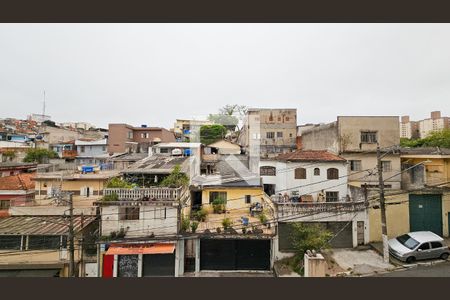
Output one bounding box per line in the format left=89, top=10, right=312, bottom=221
left=201, top=187, right=264, bottom=211
left=370, top=192, right=450, bottom=242
left=35, top=179, right=106, bottom=196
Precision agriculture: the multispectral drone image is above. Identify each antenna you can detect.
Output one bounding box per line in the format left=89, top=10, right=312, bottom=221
left=43, top=90, right=46, bottom=117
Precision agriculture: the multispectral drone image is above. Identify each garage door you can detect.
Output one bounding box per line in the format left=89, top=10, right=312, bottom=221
left=142, top=253, right=175, bottom=277
left=409, top=194, right=443, bottom=236
left=200, top=239, right=271, bottom=271
left=278, top=221, right=353, bottom=251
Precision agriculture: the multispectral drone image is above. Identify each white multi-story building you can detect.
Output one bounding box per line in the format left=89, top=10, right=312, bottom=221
left=400, top=115, right=419, bottom=139
left=418, top=111, right=449, bottom=138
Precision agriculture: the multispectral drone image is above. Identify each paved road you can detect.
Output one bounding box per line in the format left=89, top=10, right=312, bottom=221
left=376, top=261, right=450, bottom=277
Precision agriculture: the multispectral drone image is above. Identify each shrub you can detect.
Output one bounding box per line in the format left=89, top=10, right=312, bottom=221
left=259, top=213, right=268, bottom=225
left=222, top=218, right=232, bottom=230
left=195, top=208, right=208, bottom=222
left=106, top=177, right=135, bottom=188
left=190, top=221, right=199, bottom=233
left=102, top=193, right=119, bottom=201
left=159, top=165, right=189, bottom=188
left=212, top=197, right=226, bottom=214
left=23, top=148, right=57, bottom=164
left=181, top=216, right=190, bottom=232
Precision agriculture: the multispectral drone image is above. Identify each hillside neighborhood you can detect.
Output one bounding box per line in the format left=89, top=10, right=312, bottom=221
left=0, top=108, right=449, bottom=277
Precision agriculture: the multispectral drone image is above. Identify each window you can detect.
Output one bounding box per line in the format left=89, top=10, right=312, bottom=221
left=260, top=166, right=276, bottom=176
left=120, top=207, right=140, bottom=220
left=350, top=160, right=362, bottom=171
left=294, top=168, right=307, bottom=179
left=266, top=132, right=275, bottom=139
left=80, top=146, right=85, bottom=153
left=141, top=132, right=149, bottom=139
left=325, top=192, right=339, bottom=202
left=252, top=133, right=261, bottom=140
left=277, top=132, right=283, bottom=138
left=102, top=146, right=106, bottom=152
left=397, top=234, right=419, bottom=250
left=314, top=168, right=320, bottom=176
left=418, top=243, right=430, bottom=251
left=245, top=195, right=251, bottom=204
left=431, top=241, right=443, bottom=249
left=0, top=200, right=11, bottom=210
left=327, top=168, right=339, bottom=180
left=28, top=235, right=61, bottom=250
left=160, top=148, right=169, bottom=153
left=128, top=131, right=133, bottom=139
left=361, top=131, right=377, bottom=143
left=382, top=161, right=392, bottom=172
left=0, top=236, right=21, bottom=250
left=209, top=191, right=227, bottom=204
left=277, top=116, right=281, bottom=122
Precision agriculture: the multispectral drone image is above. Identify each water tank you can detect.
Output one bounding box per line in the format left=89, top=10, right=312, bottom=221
left=172, top=148, right=182, bottom=156
left=141, top=124, right=148, bottom=128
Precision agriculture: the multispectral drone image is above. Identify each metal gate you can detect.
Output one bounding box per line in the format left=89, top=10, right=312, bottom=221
left=278, top=222, right=353, bottom=251
left=409, top=194, right=443, bottom=236
left=142, top=253, right=175, bottom=277
left=200, top=239, right=271, bottom=271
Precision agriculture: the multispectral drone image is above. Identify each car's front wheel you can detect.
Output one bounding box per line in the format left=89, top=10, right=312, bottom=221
left=406, top=256, right=416, bottom=264
left=440, top=253, right=449, bottom=260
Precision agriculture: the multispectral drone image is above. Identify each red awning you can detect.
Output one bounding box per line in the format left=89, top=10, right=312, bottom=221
left=105, top=243, right=175, bottom=255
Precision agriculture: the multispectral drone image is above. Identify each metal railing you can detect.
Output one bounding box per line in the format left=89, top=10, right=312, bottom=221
left=103, top=187, right=183, bottom=201
left=275, top=200, right=367, bottom=217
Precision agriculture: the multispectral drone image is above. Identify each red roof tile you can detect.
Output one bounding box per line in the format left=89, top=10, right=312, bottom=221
left=0, top=173, right=35, bottom=191
left=276, top=150, right=346, bottom=162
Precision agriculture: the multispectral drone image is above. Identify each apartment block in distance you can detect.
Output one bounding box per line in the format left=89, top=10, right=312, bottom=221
left=400, top=115, right=419, bottom=139
left=108, top=124, right=176, bottom=154
left=239, top=108, right=297, bottom=158
left=418, top=111, right=449, bottom=138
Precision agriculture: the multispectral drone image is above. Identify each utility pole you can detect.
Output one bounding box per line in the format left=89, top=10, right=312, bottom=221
left=79, top=212, right=85, bottom=277
left=376, top=145, right=389, bottom=263
left=68, top=193, right=76, bottom=277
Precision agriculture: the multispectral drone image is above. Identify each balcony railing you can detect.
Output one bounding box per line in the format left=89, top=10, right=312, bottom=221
left=103, top=187, right=183, bottom=201
left=275, top=200, right=367, bottom=217
left=62, top=150, right=78, bottom=158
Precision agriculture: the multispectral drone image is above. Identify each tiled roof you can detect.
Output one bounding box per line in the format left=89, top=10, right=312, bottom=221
left=400, top=147, right=450, bottom=156
left=276, top=150, right=346, bottom=162
left=0, top=173, right=35, bottom=191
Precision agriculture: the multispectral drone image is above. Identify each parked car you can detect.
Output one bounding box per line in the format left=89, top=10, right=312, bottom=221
left=388, top=231, right=450, bottom=264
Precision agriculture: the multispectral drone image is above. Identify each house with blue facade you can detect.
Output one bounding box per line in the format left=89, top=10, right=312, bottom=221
left=75, top=138, right=109, bottom=167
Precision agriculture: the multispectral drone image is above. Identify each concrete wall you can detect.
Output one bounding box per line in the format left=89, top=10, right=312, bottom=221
left=108, top=124, right=134, bottom=153
left=35, top=178, right=107, bottom=202
left=301, top=122, right=339, bottom=153
left=100, top=205, right=178, bottom=237
left=259, top=160, right=348, bottom=200
left=201, top=187, right=264, bottom=211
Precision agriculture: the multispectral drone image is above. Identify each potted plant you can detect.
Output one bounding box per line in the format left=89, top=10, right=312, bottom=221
left=190, top=221, right=199, bottom=233
left=181, top=216, right=190, bottom=233
left=212, top=197, right=226, bottom=214
left=196, top=208, right=208, bottom=222
left=259, top=212, right=268, bottom=226
left=222, top=218, right=232, bottom=230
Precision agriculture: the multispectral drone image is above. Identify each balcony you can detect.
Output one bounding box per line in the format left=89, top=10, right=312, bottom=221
left=275, top=200, right=368, bottom=217
left=102, top=187, right=183, bottom=202
left=62, top=150, right=78, bottom=159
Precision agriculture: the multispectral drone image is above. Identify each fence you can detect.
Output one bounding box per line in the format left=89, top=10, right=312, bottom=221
left=103, top=187, right=183, bottom=201
left=276, top=200, right=367, bottom=217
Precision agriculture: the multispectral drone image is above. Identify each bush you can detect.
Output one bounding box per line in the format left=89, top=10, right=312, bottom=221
left=159, top=165, right=189, bottom=188
left=190, top=221, right=199, bottom=233
left=23, top=148, right=57, bottom=164
left=222, top=218, right=232, bottom=230
left=181, top=216, right=190, bottom=232
left=212, top=197, right=226, bottom=214
left=195, top=208, right=208, bottom=222
left=106, top=177, right=135, bottom=188
left=102, top=193, right=119, bottom=201
left=259, top=212, right=268, bottom=225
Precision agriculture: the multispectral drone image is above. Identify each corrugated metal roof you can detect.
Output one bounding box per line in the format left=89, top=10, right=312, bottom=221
left=0, top=216, right=96, bottom=235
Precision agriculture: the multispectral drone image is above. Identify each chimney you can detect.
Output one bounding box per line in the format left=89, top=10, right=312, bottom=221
left=431, top=111, right=441, bottom=119
left=401, top=116, right=410, bottom=123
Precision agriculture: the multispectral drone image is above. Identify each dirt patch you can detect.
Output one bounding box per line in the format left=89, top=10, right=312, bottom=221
left=274, top=257, right=300, bottom=277
left=322, top=249, right=346, bottom=276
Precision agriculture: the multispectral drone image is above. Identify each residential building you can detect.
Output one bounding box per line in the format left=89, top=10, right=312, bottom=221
left=400, top=116, right=419, bottom=139
left=239, top=108, right=297, bottom=159
left=0, top=162, right=36, bottom=177
left=27, top=113, right=51, bottom=124
left=0, top=215, right=97, bottom=277
left=75, top=138, right=108, bottom=166
left=96, top=186, right=185, bottom=277
left=301, top=116, right=402, bottom=189
left=400, top=147, right=450, bottom=189
left=0, top=173, right=35, bottom=213
left=418, top=111, right=450, bottom=138
left=0, top=141, right=32, bottom=163
left=59, top=122, right=96, bottom=131
left=172, top=119, right=213, bottom=142
left=206, top=139, right=241, bottom=155
left=259, top=150, right=349, bottom=201
left=51, top=141, right=77, bottom=160
left=108, top=124, right=175, bottom=154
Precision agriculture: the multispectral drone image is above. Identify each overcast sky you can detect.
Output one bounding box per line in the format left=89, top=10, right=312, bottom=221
left=0, top=24, right=449, bottom=129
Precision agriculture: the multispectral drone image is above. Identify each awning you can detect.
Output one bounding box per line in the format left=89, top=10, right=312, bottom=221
left=106, top=243, right=175, bottom=255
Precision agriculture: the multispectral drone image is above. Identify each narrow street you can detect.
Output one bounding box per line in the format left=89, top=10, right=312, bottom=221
left=375, top=261, right=450, bottom=277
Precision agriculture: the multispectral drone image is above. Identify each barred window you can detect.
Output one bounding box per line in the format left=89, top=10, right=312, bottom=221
left=120, top=207, right=140, bottom=220
left=327, top=168, right=339, bottom=180
left=260, top=166, right=276, bottom=176
left=313, top=168, right=320, bottom=176
left=382, top=161, right=392, bottom=172
left=350, top=160, right=362, bottom=171
left=326, top=192, right=339, bottom=202
left=361, top=131, right=377, bottom=143
left=266, top=132, right=275, bottom=139
left=294, top=168, right=307, bottom=179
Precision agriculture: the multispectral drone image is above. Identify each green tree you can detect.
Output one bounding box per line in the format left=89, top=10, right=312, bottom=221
left=400, top=129, right=450, bottom=148
left=2, top=150, right=16, bottom=162
left=288, top=223, right=333, bottom=274
left=200, top=124, right=227, bottom=145
left=106, top=177, right=135, bottom=188
left=160, top=165, right=189, bottom=188
left=23, top=148, right=57, bottom=163
left=208, top=104, right=247, bottom=132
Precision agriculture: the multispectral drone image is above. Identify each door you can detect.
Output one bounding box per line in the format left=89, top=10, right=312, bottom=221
left=142, top=253, right=175, bottom=277
left=263, top=184, right=275, bottom=196
left=409, top=194, right=443, bottom=236
left=117, top=255, right=139, bottom=277
left=200, top=239, right=271, bottom=271
left=192, top=191, right=202, bottom=210
left=357, top=221, right=365, bottom=246
left=416, top=242, right=433, bottom=260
